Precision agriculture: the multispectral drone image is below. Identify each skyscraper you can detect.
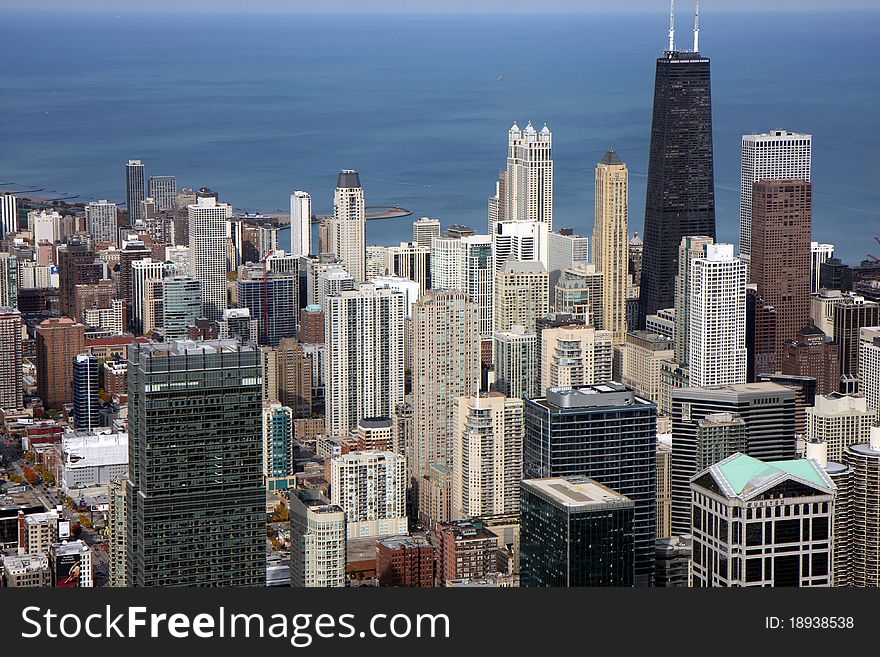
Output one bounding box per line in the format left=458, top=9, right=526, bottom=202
left=493, top=325, right=540, bottom=400
left=262, top=402, right=294, bottom=491
left=0, top=307, right=23, bottom=411
left=324, top=283, right=406, bottom=434
left=412, top=290, right=480, bottom=481
left=639, top=24, right=715, bottom=326
left=452, top=392, right=524, bottom=519
left=125, top=160, right=145, bottom=225
left=148, top=176, right=177, bottom=212
left=328, top=170, right=366, bottom=282
left=126, top=340, right=265, bottom=586
left=85, top=200, right=118, bottom=244
left=36, top=317, right=85, bottom=410
left=781, top=323, right=840, bottom=395
left=520, top=476, right=635, bottom=587
left=524, top=383, right=657, bottom=586
left=412, top=217, right=440, bottom=249
left=833, top=295, right=880, bottom=393
left=72, top=354, right=100, bottom=431
left=811, top=242, right=834, bottom=293
left=540, top=324, right=614, bottom=391
left=330, top=451, right=408, bottom=539
left=593, top=149, right=629, bottom=345
left=430, top=234, right=494, bottom=343
left=492, top=219, right=548, bottom=273
left=237, top=263, right=298, bottom=346
left=687, top=243, right=748, bottom=387
left=547, top=229, right=590, bottom=294
left=506, top=121, right=553, bottom=229
left=290, top=190, right=312, bottom=258
left=188, top=196, right=231, bottom=322
left=494, top=260, right=549, bottom=334
left=0, top=253, right=18, bottom=310
left=674, top=235, right=714, bottom=365
left=0, top=192, right=17, bottom=238
left=751, top=180, right=812, bottom=363
left=805, top=393, right=877, bottom=464
left=843, top=427, right=880, bottom=587
left=861, top=326, right=880, bottom=412
left=740, top=130, right=812, bottom=257
left=161, top=276, right=201, bottom=340
left=289, top=490, right=346, bottom=588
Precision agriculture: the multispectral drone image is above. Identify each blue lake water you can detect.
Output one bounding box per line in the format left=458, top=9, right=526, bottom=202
left=1, top=10, right=878, bottom=263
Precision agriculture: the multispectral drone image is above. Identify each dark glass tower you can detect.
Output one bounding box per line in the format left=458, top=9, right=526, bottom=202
left=638, top=48, right=715, bottom=326
left=125, top=340, right=266, bottom=586
left=72, top=354, right=100, bottom=431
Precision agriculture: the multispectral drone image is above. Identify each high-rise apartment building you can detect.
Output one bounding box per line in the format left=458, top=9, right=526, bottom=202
left=385, top=241, right=431, bottom=294
left=0, top=192, right=17, bottom=237
left=492, top=219, right=548, bottom=274
left=547, top=229, right=589, bottom=293
left=781, top=323, right=840, bottom=395
left=107, top=477, right=127, bottom=587
left=85, top=200, right=118, bottom=244
left=493, top=325, right=540, bottom=400
left=805, top=393, right=877, bottom=464
left=161, top=276, right=201, bottom=340
left=125, top=160, right=145, bottom=224
left=593, top=149, right=629, bottom=345
left=0, top=253, right=17, bottom=309
left=811, top=242, right=834, bottom=293
left=0, top=307, right=23, bottom=410
left=540, top=324, right=613, bottom=391
left=130, top=258, right=169, bottom=334
left=506, top=121, right=553, bottom=229
left=188, top=196, right=232, bottom=322
left=751, top=179, right=812, bottom=363
left=494, top=260, right=548, bottom=334
left=430, top=233, right=494, bottom=342
left=58, top=236, right=100, bottom=318
left=148, top=176, right=177, bottom=212
left=289, top=490, right=346, bottom=588
left=520, top=476, right=635, bottom=587
left=126, top=340, right=265, bottom=586
left=687, top=243, right=748, bottom=388
left=330, top=451, right=407, bottom=539
left=237, top=263, right=298, bottom=346
left=325, top=283, right=405, bottom=434
left=262, top=402, right=294, bottom=491
left=690, top=453, right=834, bottom=587
left=524, top=384, right=657, bottom=586
left=290, top=190, right=312, bottom=258
left=36, top=317, right=85, bottom=409
left=327, top=170, right=366, bottom=282
left=740, top=130, right=812, bottom=257
left=622, top=330, right=676, bottom=406
left=553, top=264, right=603, bottom=327
left=412, top=217, right=440, bottom=249
left=674, top=235, right=714, bottom=364
left=72, top=354, right=100, bottom=430
left=843, top=427, right=880, bottom=587
left=860, top=326, right=880, bottom=412
left=833, top=295, right=880, bottom=393
left=276, top=337, right=313, bottom=418
left=670, top=382, right=798, bottom=536
left=639, top=44, right=715, bottom=326
left=452, top=392, right=524, bottom=519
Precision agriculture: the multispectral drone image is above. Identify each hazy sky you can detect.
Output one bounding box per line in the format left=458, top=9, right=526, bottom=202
left=3, top=0, right=879, bottom=12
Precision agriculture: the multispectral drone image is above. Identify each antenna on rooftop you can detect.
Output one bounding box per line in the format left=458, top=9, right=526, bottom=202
left=693, top=0, right=701, bottom=53
left=668, top=0, right=676, bottom=52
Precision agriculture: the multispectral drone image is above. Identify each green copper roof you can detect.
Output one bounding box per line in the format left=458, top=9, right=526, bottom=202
left=716, top=453, right=828, bottom=495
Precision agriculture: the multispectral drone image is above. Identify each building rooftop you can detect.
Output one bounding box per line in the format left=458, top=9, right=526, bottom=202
left=2, top=553, right=49, bottom=574
left=336, top=170, right=361, bottom=189
left=696, top=453, right=834, bottom=500
left=522, top=476, right=633, bottom=512
left=599, top=149, right=623, bottom=166
left=539, top=383, right=653, bottom=410
left=135, top=339, right=254, bottom=356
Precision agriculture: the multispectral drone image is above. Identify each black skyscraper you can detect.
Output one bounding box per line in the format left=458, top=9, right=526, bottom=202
left=638, top=49, right=715, bottom=326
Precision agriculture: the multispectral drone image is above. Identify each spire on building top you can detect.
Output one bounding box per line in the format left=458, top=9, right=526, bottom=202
left=693, top=0, right=700, bottom=53
left=668, top=0, right=676, bottom=51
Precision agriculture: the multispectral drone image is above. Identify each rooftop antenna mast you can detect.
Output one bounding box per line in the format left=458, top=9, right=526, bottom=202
left=693, top=0, right=700, bottom=53
left=668, top=0, right=676, bottom=51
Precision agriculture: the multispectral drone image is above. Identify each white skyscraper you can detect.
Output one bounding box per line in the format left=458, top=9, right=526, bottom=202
left=330, top=451, right=408, bottom=538
left=412, top=217, right=440, bottom=249
left=740, top=130, right=812, bottom=256
left=130, top=259, right=169, bottom=334
left=547, top=229, right=590, bottom=291
left=85, top=200, right=118, bottom=244
left=325, top=283, right=406, bottom=434
left=805, top=393, right=878, bottom=463
left=431, top=234, right=494, bottom=341
left=452, top=392, right=524, bottom=519
left=811, top=242, right=835, bottom=293
left=688, top=243, right=748, bottom=387
left=290, top=492, right=346, bottom=588
left=1, top=193, right=17, bottom=237
left=492, top=219, right=549, bottom=273
left=328, top=170, right=366, bottom=282
left=540, top=324, right=614, bottom=391
left=506, top=121, right=553, bottom=229
left=861, top=327, right=880, bottom=412
left=290, top=190, right=312, bottom=258
left=148, top=176, right=177, bottom=212
left=30, top=210, right=62, bottom=245
left=188, top=196, right=232, bottom=321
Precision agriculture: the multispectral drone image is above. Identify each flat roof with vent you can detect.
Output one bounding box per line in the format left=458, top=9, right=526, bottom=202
left=521, top=476, right=634, bottom=513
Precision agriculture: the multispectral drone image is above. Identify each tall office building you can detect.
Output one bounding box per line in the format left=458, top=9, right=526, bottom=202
left=130, top=258, right=169, bottom=334
left=593, top=150, right=629, bottom=345
left=740, top=130, right=812, bottom=257
left=690, top=453, right=834, bottom=587
left=36, top=317, right=85, bottom=409
left=452, top=392, right=524, bottom=519
left=781, top=323, right=840, bottom=395
left=622, top=330, right=676, bottom=406
left=237, top=263, right=298, bottom=346
left=412, top=217, right=440, bottom=249
left=148, top=176, right=176, bottom=212
left=670, top=382, right=798, bottom=535
left=290, top=190, right=312, bottom=258
left=412, top=290, right=480, bottom=480
left=327, top=170, right=366, bottom=282
left=751, top=179, right=812, bottom=363
left=674, top=235, right=714, bottom=365
left=85, top=200, right=118, bottom=244
left=487, top=170, right=507, bottom=233
left=324, top=283, right=406, bottom=434
left=188, top=196, right=231, bottom=322
left=290, top=490, right=346, bottom=588
left=639, top=31, right=715, bottom=326
left=493, top=325, right=540, bottom=400
left=125, top=160, right=145, bottom=224
left=126, top=340, right=265, bottom=586
left=547, top=229, right=590, bottom=294
left=524, top=384, right=657, bottom=586
left=72, top=354, right=101, bottom=431
left=430, top=234, right=494, bottom=342
left=0, top=253, right=17, bottom=309
left=161, top=276, right=201, bottom=340
left=0, top=193, right=17, bottom=237
left=688, top=243, right=748, bottom=387
left=805, top=393, right=877, bottom=464
left=330, top=451, right=408, bottom=539
left=262, top=402, right=294, bottom=491
left=843, top=427, right=880, bottom=587
left=0, top=307, right=23, bottom=410
left=58, top=236, right=100, bottom=318
left=833, top=295, right=880, bottom=393
left=494, top=260, right=549, bottom=334
left=385, top=242, right=431, bottom=294
left=860, top=326, right=880, bottom=412
left=811, top=242, right=834, bottom=293
left=505, top=121, right=553, bottom=229
left=540, top=324, right=613, bottom=391
left=520, top=476, right=635, bottom=587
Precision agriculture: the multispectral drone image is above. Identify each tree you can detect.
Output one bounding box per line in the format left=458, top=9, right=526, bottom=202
left=22, top=466, right=37, bottom=485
